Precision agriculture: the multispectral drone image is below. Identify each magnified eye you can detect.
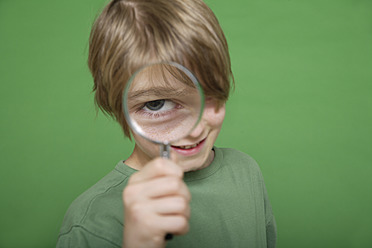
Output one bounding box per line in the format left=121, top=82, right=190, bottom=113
left=144, top=100, right=165, bottom=111
left=142, top=99, right=178, bottom=115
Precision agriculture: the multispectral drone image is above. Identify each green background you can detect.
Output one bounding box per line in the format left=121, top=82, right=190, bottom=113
left=1, top=0, right=371, bottom=247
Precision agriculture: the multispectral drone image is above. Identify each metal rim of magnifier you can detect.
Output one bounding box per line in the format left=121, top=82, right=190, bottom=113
left=122, top=61, right=205, bottom=145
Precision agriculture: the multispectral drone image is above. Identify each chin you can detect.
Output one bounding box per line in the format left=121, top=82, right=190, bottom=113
left=175, top=146, right=213, bottom=172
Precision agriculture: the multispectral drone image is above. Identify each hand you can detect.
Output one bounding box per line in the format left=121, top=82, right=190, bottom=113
left=122, top=158, right=191, bottom=248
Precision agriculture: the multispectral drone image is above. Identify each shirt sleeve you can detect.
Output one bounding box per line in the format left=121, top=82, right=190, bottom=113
left=266, top=216, right=277, bottom=248
left=263, top=182, right=277, bottom=248
left=56, top=226, right=121, bottom=248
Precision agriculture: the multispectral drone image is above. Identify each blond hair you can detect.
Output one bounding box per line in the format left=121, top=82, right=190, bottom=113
left=88, top=0, right=234, bottom=137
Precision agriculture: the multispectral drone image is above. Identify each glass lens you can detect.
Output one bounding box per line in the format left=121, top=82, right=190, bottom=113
left=123, top=62, right=204, bottom=144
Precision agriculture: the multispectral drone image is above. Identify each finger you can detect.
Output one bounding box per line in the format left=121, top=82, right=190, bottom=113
left=154, top=215, right=189, bottom=236
left=129, top=158, right=183, bottom=184
left=147, top=177, right=190, bottom=200
left=152, top=196, right=191, bottom=219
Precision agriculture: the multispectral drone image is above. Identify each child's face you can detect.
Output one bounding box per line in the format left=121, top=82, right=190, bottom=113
left=128, top=98, right=225, bottom=172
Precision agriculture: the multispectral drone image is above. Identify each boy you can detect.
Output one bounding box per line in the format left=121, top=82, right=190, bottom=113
left=57, top=0, right=277, bottom=247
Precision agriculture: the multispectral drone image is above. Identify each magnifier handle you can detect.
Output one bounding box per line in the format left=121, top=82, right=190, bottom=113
left=160, top=143, right=171, bottom=159
left=165, top=233, right=173, bottom=240
left=160, top=143, right=174, bottom=240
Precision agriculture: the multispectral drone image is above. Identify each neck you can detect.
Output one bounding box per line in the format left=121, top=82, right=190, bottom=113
left=125, top=145, right=150, bottom=170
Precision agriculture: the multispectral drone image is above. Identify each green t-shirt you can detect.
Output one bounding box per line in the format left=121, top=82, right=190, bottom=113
left=57, top=147, right=277, bottom=247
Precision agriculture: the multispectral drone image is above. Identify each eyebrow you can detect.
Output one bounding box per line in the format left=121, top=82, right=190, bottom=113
left=128, top=86, right=194, bottom=99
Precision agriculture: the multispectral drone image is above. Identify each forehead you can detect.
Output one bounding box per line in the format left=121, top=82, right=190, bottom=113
left=132, top=64, right=194, bottom=87
left=127, top=63, right=199, bottom=98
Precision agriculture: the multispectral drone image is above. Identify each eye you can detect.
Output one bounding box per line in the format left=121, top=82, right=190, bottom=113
left=132, top=98, right=185, bottom=121
left=139, top=99, right=180, bottom=119
left=144, top=100, right=166, bottom=111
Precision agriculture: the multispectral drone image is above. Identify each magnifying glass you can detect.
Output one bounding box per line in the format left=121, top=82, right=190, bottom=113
left=123, top=62, right=204, bottom=159
left=122, top=62, right=204, bottom=240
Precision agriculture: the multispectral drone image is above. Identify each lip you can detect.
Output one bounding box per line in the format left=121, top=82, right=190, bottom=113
left=171, top=138, right=206, bottom=156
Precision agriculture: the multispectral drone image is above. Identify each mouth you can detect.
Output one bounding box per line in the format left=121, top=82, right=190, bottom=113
left=171, top=138, right=206, bottom=156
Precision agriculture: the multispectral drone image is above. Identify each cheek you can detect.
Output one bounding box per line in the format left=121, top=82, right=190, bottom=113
left=132, top=133, right=159, bottom=155
left=204, top=102, right=226, bottom=128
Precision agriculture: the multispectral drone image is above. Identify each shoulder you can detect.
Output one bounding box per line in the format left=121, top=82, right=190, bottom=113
left=215, top=147, right=264, bottom=181
left=58, top=165, right=131, bottom=245
left=216, top=147, right=261, bottom=169
left=217, top=147, right=256, bottom=161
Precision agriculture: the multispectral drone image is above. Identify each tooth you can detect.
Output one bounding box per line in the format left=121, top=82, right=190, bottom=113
left=177, top=142, right=200, bottom=149
left=180, top=144, right=194, bottom=149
